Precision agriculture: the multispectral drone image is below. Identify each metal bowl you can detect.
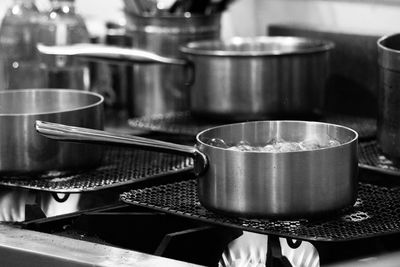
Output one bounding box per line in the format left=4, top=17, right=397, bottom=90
left=0, top=89, right=104, bottom=174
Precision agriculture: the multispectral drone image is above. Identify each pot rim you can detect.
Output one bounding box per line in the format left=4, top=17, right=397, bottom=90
left=181, top=36, right=335, bottom=57
left=196, top=120, right=358, bottom=153
left=377, top=33, right=400, bottom=54
left=0, top=89, right=104, bottom=117
left=124, top=11, right=221, bottom=20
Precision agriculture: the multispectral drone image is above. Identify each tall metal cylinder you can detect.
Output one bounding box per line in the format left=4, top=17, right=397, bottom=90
left=125, top=14, right=221, bottom=117
left=377, top=34, right=400, bottom=159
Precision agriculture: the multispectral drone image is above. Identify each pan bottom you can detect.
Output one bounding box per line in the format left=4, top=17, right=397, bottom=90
left=199, top=200, right=356, bottom=220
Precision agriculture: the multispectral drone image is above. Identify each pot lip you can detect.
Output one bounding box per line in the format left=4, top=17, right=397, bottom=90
left=181, top=36, right=335, bottom=57
left=124, top=11, right=221, bottom=20
left=0, top=89, right=104, bottom=117
left=196, top=120, right=358, bottom=153
left=377, top=33, right=400, bottom=54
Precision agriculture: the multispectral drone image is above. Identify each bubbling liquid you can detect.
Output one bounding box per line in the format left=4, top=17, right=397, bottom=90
left=206, top=137, right=341, bottom=152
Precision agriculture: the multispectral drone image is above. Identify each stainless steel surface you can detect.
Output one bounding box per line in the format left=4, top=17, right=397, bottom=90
left=268, top=24, right=380, bottom=118
left=325, top=251, right=400, bottom=267
left=0, top=224, right=202, bottom=267
left=36, top=120, right=358, bottom=218
left=196, top=120, right=358, bottom=217
left=182, top=36, right=334, bottom=120
left=35, top=120, right=207, bottom=175
left=125, top=14, right=221, bottom=117
left=38, top=36, right=332, bottom=121
left=377, top=33, right=400, bottom=159
left=35, top=120, right=200, bottom=157
left=181, top=36, right=333, bottom=56
left=39, top=15, right=221, bottom=118
left=37, top=43, right=187, bottom=66
left=0, top=89, right=103, bottom=174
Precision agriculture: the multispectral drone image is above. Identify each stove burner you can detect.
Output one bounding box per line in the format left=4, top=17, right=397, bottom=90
left=359, top=140, right=400, bottom=176
left=121, top=178, right=400, bottom=242
left=0, top=147, right=193, bottom=193
left=128, top=112, right=376, bottom=140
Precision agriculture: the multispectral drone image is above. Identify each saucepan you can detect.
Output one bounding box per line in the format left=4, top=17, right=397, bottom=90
left=35, top=120, right=358, bottom=218
left=38, top=36, right=334, bottom=121
left=0, top=89, right=103, bottom=174
left=41, top=14, right=222, bottom=117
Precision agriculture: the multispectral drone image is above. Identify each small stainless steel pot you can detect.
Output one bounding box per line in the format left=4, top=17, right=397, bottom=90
left=38, top=36, right=334, bottom=121
left=36, top=120, right=358, bottom=218
left=0, top=89, right=104, bottom=174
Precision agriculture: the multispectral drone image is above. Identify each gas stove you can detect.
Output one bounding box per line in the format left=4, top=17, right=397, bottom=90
left=1, top=114, right=400, bottom=267
left=3, top=176, right=400, bottom=267
left=1, top=169, right=400, bottom=266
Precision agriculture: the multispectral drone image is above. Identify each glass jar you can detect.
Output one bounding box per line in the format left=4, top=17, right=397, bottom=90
left=38, top=0, right=90, bottom=90
left=0, top=0, right=43, bottom=89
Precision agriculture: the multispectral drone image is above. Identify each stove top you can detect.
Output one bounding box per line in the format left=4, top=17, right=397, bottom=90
left=13, top=196, right=400, bottom=267
left=1, top=112, right=399, bottom=267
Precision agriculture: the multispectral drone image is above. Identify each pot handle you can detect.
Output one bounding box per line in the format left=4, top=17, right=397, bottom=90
left=37, top=43, right=195, bottom=86
left=37, top=43, right=188, bottom=66
left=35, top=120, right=208, bottom=176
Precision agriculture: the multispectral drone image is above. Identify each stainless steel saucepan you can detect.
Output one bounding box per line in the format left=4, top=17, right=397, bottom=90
left=0, top=89, right=104, bottom=174
left=38, top=36, right=334, bottom=121
left=36, top=120, right=358, bottom=218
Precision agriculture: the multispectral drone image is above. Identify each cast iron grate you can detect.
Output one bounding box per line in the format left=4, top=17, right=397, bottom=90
left=359, top=140, right=400, bottom=176
left=121, top=179, right=400, bottom=242
left=0, top=147, right=193, bottom=193
left=128, top=112, right=376, bottom=140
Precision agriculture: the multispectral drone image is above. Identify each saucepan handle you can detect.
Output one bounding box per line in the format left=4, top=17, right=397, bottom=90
left=37, top=43, right=188, bottom=66
left=34, top=121, right=208, bottom=175
left=37, top=43, right=195, bottom=85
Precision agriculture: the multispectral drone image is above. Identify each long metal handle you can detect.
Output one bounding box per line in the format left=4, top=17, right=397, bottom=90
left=37, top=43, right=188, bottom=65
left=35, top=121, right=208, bottom=175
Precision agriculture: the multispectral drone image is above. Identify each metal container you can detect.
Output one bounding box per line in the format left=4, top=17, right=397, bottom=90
left=125, top=14, right=221, bottom=117
left=0, top=89, right=103, bottom=174
left=377, top=34, right=400, bottom=159
left=104, top=23, right=133, bottom=112
left=38, top=36, right=333, bottom=121
left=36, top=120, right=358, bottom=218
left=181, top=36, right=334, bottom=120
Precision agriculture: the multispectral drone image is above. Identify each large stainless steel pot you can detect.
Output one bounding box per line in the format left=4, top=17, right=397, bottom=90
left=377, top=34, right=400, bottom=159
left=38, top=36, right=334, bottom=121
left=0, top=89, right=103, bottom=174
left=36, top=120, right=358, bottom=218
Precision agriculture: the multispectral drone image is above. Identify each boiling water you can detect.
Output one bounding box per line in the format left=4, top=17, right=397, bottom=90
left=206, top=137, right=341, bottom=152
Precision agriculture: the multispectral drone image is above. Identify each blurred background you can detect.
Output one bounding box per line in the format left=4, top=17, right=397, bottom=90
left=2, top=0, right=400, bottom=38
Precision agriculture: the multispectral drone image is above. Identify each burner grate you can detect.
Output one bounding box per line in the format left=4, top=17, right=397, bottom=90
left=0, top=147, right=193, bottom=193
left=128, top=112, right=376, bottom=140
left=359, top=140, right=400, bottom=176
left=121, top=179, right=400, bottom=242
